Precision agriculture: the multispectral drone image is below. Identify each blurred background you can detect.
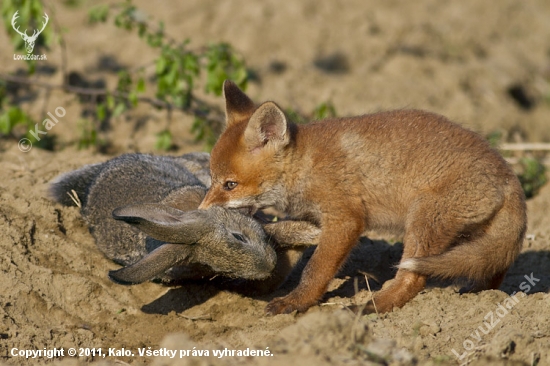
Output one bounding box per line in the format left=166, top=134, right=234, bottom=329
left=0, top=0, right=548, bottom=194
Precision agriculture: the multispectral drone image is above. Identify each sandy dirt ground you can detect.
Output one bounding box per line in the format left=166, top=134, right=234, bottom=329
left=1, top=1, right=549, bottom=365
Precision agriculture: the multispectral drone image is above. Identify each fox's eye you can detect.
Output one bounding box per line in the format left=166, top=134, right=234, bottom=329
left=224, top=181, right=238, bottom=191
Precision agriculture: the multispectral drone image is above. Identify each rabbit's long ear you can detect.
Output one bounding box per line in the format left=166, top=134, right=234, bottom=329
left=108, top=244, right=190, bottom=285
left=112, top=204, right=211, bottom=244
left=161, top=185, right=206, bottom=212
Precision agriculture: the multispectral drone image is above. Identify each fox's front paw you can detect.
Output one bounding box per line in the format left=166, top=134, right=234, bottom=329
left=265, top=294, right=316, bottom=315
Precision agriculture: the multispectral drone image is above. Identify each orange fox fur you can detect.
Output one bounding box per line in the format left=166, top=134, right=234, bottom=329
left=200, top=80, right=527, bottom=315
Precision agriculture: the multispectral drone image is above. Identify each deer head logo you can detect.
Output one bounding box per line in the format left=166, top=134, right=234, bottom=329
left=11, top=11, right=49, bottom=54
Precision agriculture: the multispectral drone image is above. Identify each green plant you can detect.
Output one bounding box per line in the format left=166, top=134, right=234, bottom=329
left=486, top=131, right=548, bottom=199
left=205, top=43, right=247, bottom=96
left=312, top=101, right=337, bottom=120
left=284, top=107, right=307, bottom=124
left=0, top=105, right=33, bottom=137
left=1, top=0, right=248, bottom=151
left=89, top=1, right=248, bottom=150
left=154, top=129, right=172, bottom=151
left=485, top=130, right=504, bottom=149
left=77, top=119, right=98, bottom=150
left=286, top=101, right=338, bottom=125
left=517, top=157, right=547, bottom=199
left=0, top=86, right=55, bottom=149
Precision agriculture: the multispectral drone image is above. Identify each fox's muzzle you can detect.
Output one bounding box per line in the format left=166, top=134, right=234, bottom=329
left=198, top=199, right=212, bottom=210
left=198, top=188, right=219, bottom=210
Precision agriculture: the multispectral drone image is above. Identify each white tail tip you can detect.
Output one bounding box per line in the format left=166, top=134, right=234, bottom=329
left=397, top=258, right=418, bottom=272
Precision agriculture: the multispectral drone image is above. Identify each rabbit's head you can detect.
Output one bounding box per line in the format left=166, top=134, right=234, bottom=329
left=108, top=203, right=277, bottom=285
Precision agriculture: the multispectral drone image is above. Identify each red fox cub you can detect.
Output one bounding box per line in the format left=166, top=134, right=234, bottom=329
left=200, top=80, right=527, bottom=315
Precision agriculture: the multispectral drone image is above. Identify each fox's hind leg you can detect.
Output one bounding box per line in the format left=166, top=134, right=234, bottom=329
left=364, top=201, right=464, bottom=313
left=486, top=270, right=507, bottom=289
left=393, top=189, right=524, bottom=304
left=363, top=270, right=427, bottom=314
left=364, top=232, right=449, bottom=313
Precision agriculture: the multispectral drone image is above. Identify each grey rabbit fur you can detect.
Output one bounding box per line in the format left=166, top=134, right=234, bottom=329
left=49, top=152, right=320, bottom=288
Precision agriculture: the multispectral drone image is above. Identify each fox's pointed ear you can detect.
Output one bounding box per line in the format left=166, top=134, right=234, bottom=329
left=224, top=80, right=255, bottom=125
left=244, top=101, right=289, bottom=151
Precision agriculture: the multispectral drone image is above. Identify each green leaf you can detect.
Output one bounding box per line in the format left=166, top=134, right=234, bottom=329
left=156, top=55, right=167, bottom=74
left=136, top=76, right=146, bottom=93
left=0, top=106, right=34, bottom=135
left=0, top=113, right=10, bottom=135
left=128, top=91, right=138, bottom=107
left=172, top=94, right=184, bottom=109
left=183, top=53, right=199, bottom=75
left=312, top=101, right=337, bottom=120
left=486, top=130, right=503, bottom=148
left=285, top=108, right=307, bottom=124
left=517, top=157, right=547, bottom=199
left=77, top=119, right=97, bottom=150
left=117, top=70, right=132, bottom=93
left=232, top=67, right=248, bottom=90
left=137, top=23, right=146, bottom=38
left=96, top=103, right=106, bottom=121
left=155, top=129, right=172, bottom=150
left=204, top=43, right=247, bottom=96
left=88, top=5, right=110, bottom=24
left=113, top=102, right=126, bottom=117
left=166, top=64, right=178, bottom=86
left=106, top=94, right=115, bottom=110
left=191, top=116, right=217, bottom=150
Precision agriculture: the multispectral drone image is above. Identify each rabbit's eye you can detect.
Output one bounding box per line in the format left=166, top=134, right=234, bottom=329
left=224, top=181, right=238, bottom=191
left=231, top=232, right=247, bottom=243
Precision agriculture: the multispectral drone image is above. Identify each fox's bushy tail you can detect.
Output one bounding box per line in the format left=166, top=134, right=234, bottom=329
left=399, top=191, right=526, bottom=283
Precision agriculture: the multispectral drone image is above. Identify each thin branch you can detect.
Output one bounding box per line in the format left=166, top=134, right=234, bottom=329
left=0, top=73, right=223, bottom=121
left=500, top=143, right=550, bottom=151
left=177, top=313, right=212, bottom=321
left=505, top=157, right=550, bottom=166
left=364, top=274, right=379, bottom=316
left=44, top=1, right=68, bottom=85
left=1, top=73, right=169, bottom=109
left=39, top=87, right=51, bottom=119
